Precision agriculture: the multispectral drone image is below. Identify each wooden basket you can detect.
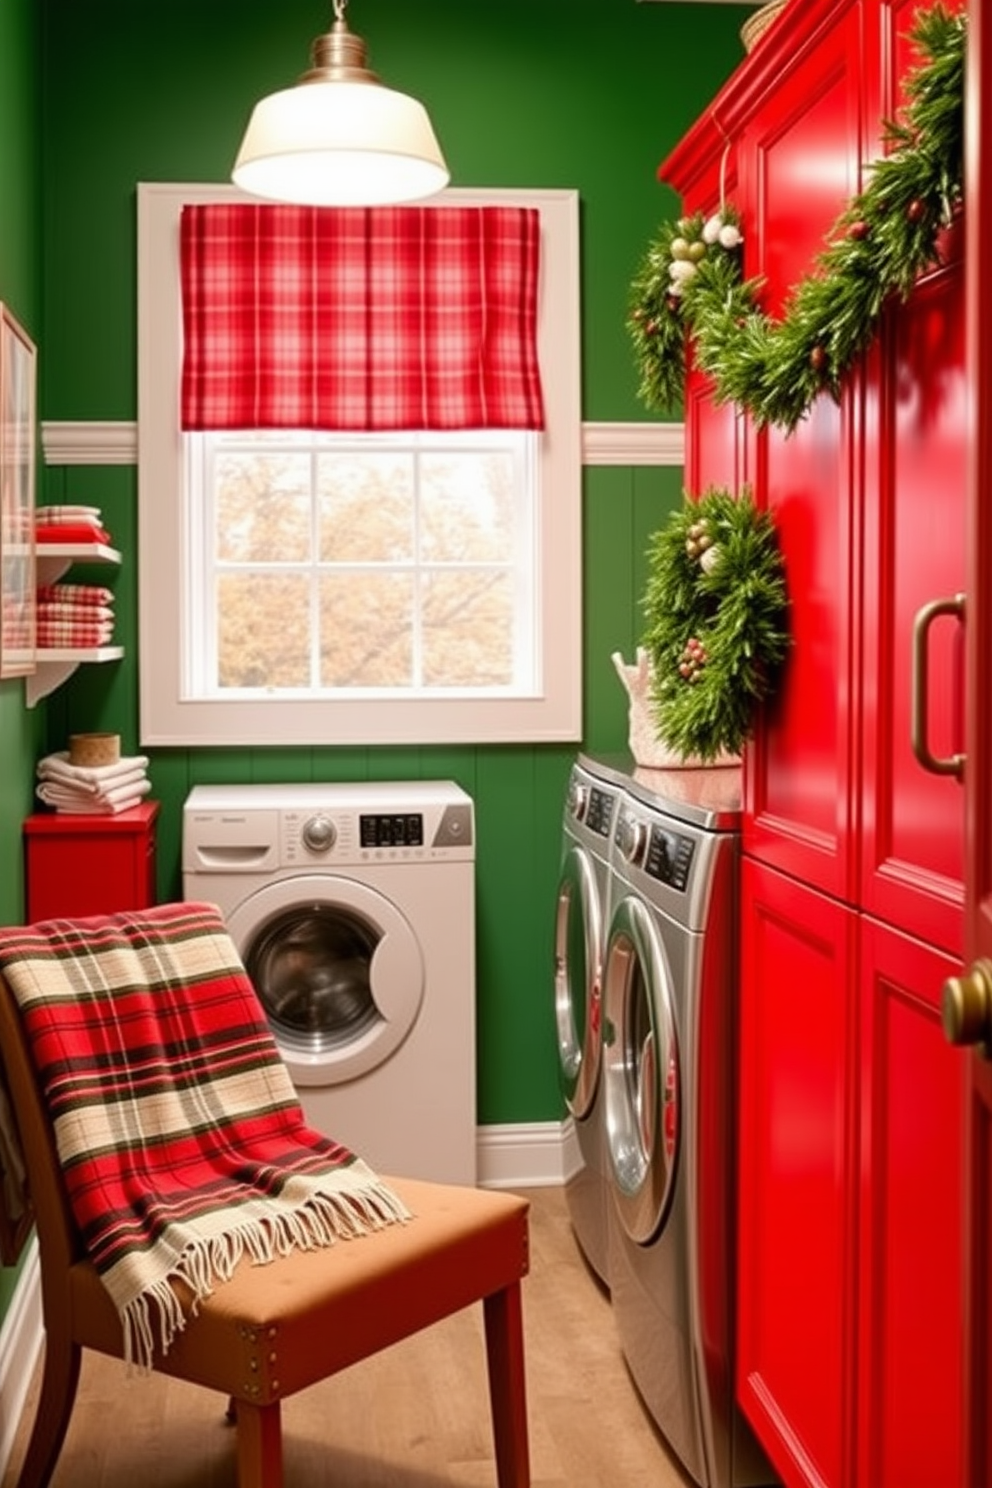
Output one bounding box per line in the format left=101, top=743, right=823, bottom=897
left=741, top=0, right=788, bottom=53
left=68, top=732, right=120, bottom=767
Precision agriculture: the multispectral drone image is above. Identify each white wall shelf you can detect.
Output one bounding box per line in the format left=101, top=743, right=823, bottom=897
left=27, top=542, right=123, bottom=707
left=35, top=542, right=121, bottom=586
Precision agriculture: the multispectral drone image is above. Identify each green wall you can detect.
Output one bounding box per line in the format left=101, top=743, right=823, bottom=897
left=31, top=0, right=750, bottom=1126
left=0, top=0, right=42, bottom=934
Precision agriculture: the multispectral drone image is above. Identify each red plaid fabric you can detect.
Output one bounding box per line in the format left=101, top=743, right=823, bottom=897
left=36, top=617, right=115, bottom=648
left=181, top=203, right=545, bottom=432
left=37, top=583, right=115, bottom=608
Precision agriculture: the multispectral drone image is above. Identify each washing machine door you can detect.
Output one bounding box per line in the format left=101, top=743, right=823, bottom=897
left=602, top=893, right=680, bottom=1245
left=554, top=843, right=604, bottom=1120
left=226, top=875, right=424, bottom=1088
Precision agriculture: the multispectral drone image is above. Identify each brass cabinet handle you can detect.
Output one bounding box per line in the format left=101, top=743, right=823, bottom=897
left=911, top=593, right=965, bottom=780
left=942, top=959, right=992, bottom=1053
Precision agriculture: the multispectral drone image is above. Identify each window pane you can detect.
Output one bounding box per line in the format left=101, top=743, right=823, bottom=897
left=319, top=572, right=414, bottom=687
left=216, top=453, right=311, bottom=562
left=422, top=569, right=514, bottom=686
left=420, top=452, right=515, bottom=563
left=317, top=452, right=413, bottom=561
left=218, top=573, right=311, bottom=687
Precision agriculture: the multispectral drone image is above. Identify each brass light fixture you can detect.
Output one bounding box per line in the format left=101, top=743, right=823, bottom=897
left=232, top=0, right=449, bottom=206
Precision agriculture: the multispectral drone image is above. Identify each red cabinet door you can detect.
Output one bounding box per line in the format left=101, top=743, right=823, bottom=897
left=738, top=855, right=859, bottom=1488
left=741, top=0, right=865, bottom=904
left=860, top=244, right=966, bottom=955
left=856, top=914, right=964, bottom=1488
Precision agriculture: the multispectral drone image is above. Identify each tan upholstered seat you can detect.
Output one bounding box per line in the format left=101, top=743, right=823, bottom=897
left=0, top=959, right=531, bottom=1488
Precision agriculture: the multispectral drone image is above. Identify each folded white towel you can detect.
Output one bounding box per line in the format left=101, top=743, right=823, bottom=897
left=34, top=789, right=151, bottom=816
left=36, top=752, right=150, bottom=790
left=36, top=767, right=148, bottom=801
left=36, top=777, right=152, bottom=813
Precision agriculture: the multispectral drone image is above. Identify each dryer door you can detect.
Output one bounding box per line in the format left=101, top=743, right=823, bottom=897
left=602, top=893, right=680, bottom=1244
left=226, top=875, right=424, bottom=1088
left=554, top=843, right=604, bottom=1120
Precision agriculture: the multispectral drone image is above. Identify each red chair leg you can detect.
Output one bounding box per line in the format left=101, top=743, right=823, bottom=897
left=484, top=1281, right=531, bottom=1488
left=234, top=1398, right=284, bottom=1488
left=18, top=1336, right=82, bottom=1488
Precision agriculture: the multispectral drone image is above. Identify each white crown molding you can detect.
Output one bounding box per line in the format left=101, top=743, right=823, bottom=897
left=42, top=420, right=138, bottom=465
left=42, top=419, right=685, bottom=469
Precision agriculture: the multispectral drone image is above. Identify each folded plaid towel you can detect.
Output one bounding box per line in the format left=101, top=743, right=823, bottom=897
left=36, top=583, right=115, bottom=609
left=35, top=505, right=103, bottom=522
left=36, top=603, right=115, bottom=622
left=36, top=618, right=115, bottom=648
left=0, top=902, right=410, bottom=1368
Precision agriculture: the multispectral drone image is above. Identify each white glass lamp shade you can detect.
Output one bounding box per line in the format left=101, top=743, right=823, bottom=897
left=232, top=79, right=450, bottom=207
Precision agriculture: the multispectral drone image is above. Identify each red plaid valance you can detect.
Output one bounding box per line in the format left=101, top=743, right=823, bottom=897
left=180, top=203, right=545, bottom=432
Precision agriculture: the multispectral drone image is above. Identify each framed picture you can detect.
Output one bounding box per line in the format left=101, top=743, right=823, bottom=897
left=0, top=303, right=36, bottom=680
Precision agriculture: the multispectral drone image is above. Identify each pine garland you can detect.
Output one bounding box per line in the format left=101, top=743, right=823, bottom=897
left=642, top=488, right=789, bottom=761
left=629, top=4, right=965, bottom=433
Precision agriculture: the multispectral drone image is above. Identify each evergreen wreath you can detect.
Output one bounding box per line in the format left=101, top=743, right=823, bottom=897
left=628, top=4, right=965, bottom=433
left=642, top=487, right=790, bottom=762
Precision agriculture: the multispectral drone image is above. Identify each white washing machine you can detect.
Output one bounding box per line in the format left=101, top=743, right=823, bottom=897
left=553, top=756, right=624, bottom=1287
left=182, top=781, right=476, bottom=1185
left=601, top=766, right=776, bottom=1488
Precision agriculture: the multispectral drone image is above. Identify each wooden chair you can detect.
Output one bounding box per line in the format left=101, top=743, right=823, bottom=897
left=0, top=965, right=531, bottom=1488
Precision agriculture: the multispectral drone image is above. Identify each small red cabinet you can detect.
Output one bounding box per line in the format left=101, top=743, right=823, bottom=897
left=24, top=801, right=159, bottom=922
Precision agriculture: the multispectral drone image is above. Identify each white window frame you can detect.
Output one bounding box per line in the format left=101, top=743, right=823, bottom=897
left=137, top=182, right=582, bottom=747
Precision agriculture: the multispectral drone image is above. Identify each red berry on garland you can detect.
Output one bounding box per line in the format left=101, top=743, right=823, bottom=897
left=906, top=198, right=926, bottom=223
left=644, top=320, right=658, bottom=335
left=848, top=220, right=869, bottom=241
left=810, top=344, right=828, bottom=373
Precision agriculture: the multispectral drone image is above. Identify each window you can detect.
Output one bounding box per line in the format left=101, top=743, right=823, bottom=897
left=137, top=184, right=581, bottom=747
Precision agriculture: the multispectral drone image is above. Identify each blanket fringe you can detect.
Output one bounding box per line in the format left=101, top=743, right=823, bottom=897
left=120, top=1175, right=412, bottom=1371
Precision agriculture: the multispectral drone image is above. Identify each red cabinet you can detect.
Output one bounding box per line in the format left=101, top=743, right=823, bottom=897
left=24, top=802, right=159, bottom=922
left=661, top=3, right=967, bottom=1484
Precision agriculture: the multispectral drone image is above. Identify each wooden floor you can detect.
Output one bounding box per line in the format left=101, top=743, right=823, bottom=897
left=2, top=1186, right=695, bottom=1488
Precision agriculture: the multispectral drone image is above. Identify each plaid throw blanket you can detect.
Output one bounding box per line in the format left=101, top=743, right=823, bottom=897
left=0, top=902, right=410, bottom=1368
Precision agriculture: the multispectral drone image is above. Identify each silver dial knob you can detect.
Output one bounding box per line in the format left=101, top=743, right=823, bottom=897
left=302, top=814, right=336, bottom=853
left=568, top=781, right=589, bottom=823
left=616, top=813, right=646, bottom=865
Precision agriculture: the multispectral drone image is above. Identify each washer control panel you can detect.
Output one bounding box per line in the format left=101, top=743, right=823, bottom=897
left=585, top=787, right=616, bottom=839
left=645, top=824, right=695, bottom=893
left=182, top=783, right=474, bottom=873
left=567, top=768, right=618, bottom=839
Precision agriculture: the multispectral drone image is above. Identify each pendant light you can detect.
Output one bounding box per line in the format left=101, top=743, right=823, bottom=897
left=232, top=0, right=449, bottom=207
